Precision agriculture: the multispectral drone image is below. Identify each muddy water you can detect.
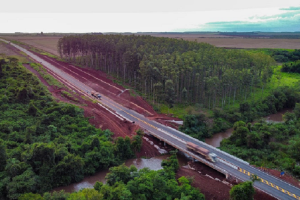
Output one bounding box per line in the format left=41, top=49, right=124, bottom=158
left=205, top=128, right=234, bottom=147
left=52, top=154, right=189, bottom=193
left=264, top=108, right=293, bottom=123
left=205, top=109, right=293, bottom=147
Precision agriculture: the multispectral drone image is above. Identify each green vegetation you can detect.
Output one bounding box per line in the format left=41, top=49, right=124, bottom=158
left=19, top=154, right=205, bottom=200
left=29, top=63, right=64, bottom=88
left=282, top=60, right=300, bottom=73
left=271, top=49, right=300, bottom=63
left=0, top=50, right=28, bottom=64
left=0, top=59, right=142, bottom=199
left=220, top=103, right=300, bottom=178
left=57, top=34, right=300, bottom=143
left=178, top=86, right=299, bottom=140
left=61, top=91, right=78, bottom=102
left=58, top=34, right=274, bottom=110
left=229, top=181, right=255, bottom=200
left=246, top=48, right=300, bottom=63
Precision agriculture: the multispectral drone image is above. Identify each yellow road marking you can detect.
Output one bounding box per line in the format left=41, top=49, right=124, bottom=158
left=238, top=167, right=300, bottom=199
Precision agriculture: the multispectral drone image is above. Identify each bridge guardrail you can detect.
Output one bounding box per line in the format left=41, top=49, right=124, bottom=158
left=164, top=125, right=249, bottom=165
left=143, top=128, right=228, bottom=177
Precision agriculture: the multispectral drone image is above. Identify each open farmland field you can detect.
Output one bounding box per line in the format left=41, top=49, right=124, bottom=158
left=147, top=34, right=300, bottom=49
left=2, top=36, right=61, bottom=56
left=2, top=34, right=300, bottom=52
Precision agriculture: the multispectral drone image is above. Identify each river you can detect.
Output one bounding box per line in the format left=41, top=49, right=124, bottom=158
left=52, top=153, right=189, bottom=193
left=53, top=109, right=292, bottom=193
left=205, top=108, right=293, bottom=147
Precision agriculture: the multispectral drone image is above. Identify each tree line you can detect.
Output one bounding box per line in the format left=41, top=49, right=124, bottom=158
left=178, top=86, right=299, bottom=140
left=18, top=154, right=205, bottom=200
left=281, top=60, right=300, bottom=73
left=272, top=49, right=300, bottom=63
left=220, top=103, right=300, bottom=178
left=0, top=59, right=142, bottom=199
left=58, top=34, right=275, bottom=109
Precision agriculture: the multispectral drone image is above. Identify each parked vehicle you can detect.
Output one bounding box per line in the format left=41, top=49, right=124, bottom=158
left=186, top=142, right=218, bottom=162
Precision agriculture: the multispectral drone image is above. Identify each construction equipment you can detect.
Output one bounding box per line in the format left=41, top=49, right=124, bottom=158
left=186, top=142, right=218, bottom=162
left=91, top=91, right=101, bottom=99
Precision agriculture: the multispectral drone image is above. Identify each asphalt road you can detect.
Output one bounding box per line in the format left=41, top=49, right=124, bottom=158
left=3, top=39, right=300, bottom=200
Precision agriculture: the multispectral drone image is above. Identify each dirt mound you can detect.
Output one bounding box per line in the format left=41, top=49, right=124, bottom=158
left=176, top=167, right=230, bottom=200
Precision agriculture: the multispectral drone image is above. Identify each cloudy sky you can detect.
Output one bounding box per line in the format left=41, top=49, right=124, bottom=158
left=1, top=0, right=300, bottom=32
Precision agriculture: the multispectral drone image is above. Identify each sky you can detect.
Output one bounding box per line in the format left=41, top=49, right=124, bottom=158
left=1, top=0, right=300, bottom=33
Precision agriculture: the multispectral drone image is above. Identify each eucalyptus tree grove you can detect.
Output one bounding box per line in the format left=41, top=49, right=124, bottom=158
left=58, top=35, right=275, bottom=108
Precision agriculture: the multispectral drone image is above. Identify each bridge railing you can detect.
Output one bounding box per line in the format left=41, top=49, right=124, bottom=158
left=162, top=125, right=249, bottom=165
left=143, top=129, right=228, bottom=176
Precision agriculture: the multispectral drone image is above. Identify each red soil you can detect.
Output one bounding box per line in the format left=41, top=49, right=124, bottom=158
left=178, top=162, right=277, bottom=200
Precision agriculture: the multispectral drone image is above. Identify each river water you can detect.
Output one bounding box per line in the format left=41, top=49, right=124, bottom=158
left=53, top=109, right=292, bottom=193
left=52, top=153, right=189, bottom=193
left=205, top=108, right=293, bottom=147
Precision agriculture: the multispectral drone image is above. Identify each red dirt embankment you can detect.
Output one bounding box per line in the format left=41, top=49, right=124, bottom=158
left=178, top=162, right=277, bottom=200
left=5, top=42, right=162, bottom=157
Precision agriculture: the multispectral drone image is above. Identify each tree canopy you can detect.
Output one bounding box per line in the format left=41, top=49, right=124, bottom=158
left=0, top=59, right=141, bottom=199
left=58, top=34, right=275, bottom=109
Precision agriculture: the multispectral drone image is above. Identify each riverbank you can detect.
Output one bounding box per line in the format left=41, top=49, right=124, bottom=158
left=206, top=108, right=293, bottom=147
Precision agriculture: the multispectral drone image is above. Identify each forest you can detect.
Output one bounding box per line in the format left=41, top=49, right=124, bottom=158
left=178, top=86, right=299, bottom=140
left=0, top=59, right=142, bottom=199
left=271, top=49, right=300, bottom=63
left=58, top=34, right=275, bottom=109
left=281, top=60, right=300, bottom=73
left=18, top=154, right=207, bottom=200
left=220, top=103, right=300, bottom=178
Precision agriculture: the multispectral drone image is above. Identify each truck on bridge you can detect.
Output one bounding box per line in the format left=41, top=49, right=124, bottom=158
left=91, top=91, right=101, bottom=99
left=186, top=142, right=218, bottom=162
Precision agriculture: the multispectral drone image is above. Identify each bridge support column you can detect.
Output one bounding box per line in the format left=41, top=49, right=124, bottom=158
left=225, top=173, right=229, bottom=179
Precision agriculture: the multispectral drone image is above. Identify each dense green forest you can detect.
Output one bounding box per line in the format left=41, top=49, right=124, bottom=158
left=58, top=35, right=274, bottom=109
left=220, top=103, right=300, bottom=178
left=282, top=60, right=300, bottom=73
left=179, top=86, right=299, bottom=140
left=19, top=154, right=205, bottom=200
left=271, top=49, right=300, bottom=63
left=0, top=59, right=142, bottom=199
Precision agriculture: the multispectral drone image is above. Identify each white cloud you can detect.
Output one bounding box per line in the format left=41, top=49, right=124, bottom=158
left=0, top=3, right=300, bottom=32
